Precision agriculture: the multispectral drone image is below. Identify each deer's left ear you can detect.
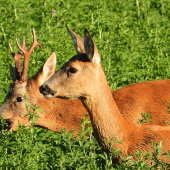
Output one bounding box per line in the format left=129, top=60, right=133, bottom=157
left=67, top=26, right=85, bottom=54
left=33, top=52, right=56, bottom=86
left=84, top=29, right=101, bottom=64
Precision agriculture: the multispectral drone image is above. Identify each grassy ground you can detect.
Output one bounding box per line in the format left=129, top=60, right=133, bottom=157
left=1, top=0, right=170, bottom=169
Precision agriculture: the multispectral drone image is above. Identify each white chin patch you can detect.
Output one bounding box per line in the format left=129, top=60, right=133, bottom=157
left=43, top=94, right=54, bottom=98
left=43, top=92, right=58, bottom=98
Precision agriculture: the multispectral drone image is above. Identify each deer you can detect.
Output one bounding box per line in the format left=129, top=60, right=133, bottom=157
left=1, top=28, right=170, bottom=137
left=0, top=28, right=88, bottom=135
left=65, top=28, right=170, bottom=126
left=39, top=28, right=170, bottom=162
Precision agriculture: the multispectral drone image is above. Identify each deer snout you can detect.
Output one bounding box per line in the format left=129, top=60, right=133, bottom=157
left=39, top=84, right=57, bottom=98
left=39, top=84, right=51, bottom=94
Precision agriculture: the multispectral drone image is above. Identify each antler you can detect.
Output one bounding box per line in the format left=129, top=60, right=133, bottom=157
left=9, top=37, right=25, bottom=80
left=16, top=28, right=42, bottom=82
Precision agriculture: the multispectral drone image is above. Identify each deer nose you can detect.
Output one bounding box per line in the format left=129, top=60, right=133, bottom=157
left=39, top=84, right=52, bottom=95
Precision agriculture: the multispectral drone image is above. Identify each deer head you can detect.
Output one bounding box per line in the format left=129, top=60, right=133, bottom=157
left=39, top=28, right=108, bottom=101
left=0, top=29, right=54, bottom=130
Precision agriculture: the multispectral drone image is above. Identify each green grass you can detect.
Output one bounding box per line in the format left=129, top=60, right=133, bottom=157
left=1, top=0, right=170, bottom=169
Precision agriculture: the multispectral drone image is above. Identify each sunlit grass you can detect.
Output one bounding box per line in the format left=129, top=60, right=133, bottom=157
left=1, top=0, right=170, bottom=169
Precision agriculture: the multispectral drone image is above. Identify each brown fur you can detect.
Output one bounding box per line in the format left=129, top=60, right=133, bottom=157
left=113, top=79, right=170, bottom=126
left=40, top=28, right=170, bottom=162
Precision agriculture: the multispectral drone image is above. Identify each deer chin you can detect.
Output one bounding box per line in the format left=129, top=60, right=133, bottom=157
left=43, top=92, right=58, bottom=98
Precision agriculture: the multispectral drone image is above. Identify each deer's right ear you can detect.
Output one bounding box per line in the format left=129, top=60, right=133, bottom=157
left=33, top=52, right=56, bottom=86
left=67, top=26, right=85, bottom=54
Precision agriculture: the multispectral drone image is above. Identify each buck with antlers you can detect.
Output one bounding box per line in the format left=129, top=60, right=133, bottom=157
left=0, top=29, right=88, bottom=134
left=40, top=28, right=170, bottom=162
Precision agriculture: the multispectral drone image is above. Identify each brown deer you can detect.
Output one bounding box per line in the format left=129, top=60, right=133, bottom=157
left=0, top=29, right=88, bottom=135
left=65, top=27, right=170, bottom=126
left=40, top=28, right=170, bottom=162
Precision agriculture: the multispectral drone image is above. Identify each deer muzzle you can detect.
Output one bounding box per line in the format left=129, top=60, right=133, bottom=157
left=39, top=84, right=57, bottom=98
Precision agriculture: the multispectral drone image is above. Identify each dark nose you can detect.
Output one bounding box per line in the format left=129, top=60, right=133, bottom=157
left=39, top=84, right=51, bottom=95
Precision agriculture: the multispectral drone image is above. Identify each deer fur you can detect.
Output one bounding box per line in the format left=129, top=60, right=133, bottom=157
left=40, top=28, right=170, bottom=162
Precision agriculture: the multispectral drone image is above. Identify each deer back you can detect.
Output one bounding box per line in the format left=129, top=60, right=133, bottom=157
left=113, top=79, right=170, bottom=125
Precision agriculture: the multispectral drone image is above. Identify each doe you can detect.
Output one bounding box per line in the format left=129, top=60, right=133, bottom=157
left=40, top=28, right=170, bottom=162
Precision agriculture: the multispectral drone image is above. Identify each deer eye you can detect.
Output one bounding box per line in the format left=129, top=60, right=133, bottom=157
left=16, top=97, right=24, bottom=102
left=68, top=67, right=78, bottom=73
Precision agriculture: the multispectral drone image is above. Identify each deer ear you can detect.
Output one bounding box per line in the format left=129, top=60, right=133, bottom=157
left=10, top=64, right=17, bottom=82
left=33, top=52, right=56, bottom=86
left=67, top=26, right=85, bottom=54
left=84, top=29, right=101, bottom=64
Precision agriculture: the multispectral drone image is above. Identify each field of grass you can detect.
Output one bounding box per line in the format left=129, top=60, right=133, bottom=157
left=1, top=0, right=170, bottom=169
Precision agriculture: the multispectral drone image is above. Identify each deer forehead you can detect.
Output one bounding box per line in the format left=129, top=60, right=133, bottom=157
left=65, top=53, right=89, bottom=65
left=8, top=82, right=27, bottom=97
left=67, top=60, right=83, bottom=69
left=62, top=56, right=94, bottom=71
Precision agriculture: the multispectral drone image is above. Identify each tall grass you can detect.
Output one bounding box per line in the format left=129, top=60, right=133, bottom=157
left=1, top=0, right=170, bottom=169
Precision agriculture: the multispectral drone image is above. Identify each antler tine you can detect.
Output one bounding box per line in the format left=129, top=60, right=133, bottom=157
left=17, top=28, right=42, bottom=82
left=32, top=28, right=42, bottom=49
left=18, top=36, right=26, bottom=55
left=9, top=43, right=15, bottom=57
left=16, top=38, right=27, bottom=54
left=22, top=36, right=25, bottom=47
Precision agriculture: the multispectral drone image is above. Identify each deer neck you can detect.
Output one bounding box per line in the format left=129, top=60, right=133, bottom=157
left=82, top=66, right=132, bottom=152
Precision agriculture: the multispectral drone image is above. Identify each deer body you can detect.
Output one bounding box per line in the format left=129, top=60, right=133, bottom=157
left=40, top=28, right=170, bottom=162
left=81, top=63, right=170, bottom=159
left=113, top=79, right=170, bottom=125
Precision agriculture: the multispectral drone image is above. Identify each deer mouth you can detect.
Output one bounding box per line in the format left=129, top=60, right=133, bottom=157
left=43, top=92, right=58, bottom=98
left=1, top=119, right=14, bottom=130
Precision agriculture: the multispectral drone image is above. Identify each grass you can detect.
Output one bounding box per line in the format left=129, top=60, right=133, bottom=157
left=1, top=0, right=170, bottom=169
